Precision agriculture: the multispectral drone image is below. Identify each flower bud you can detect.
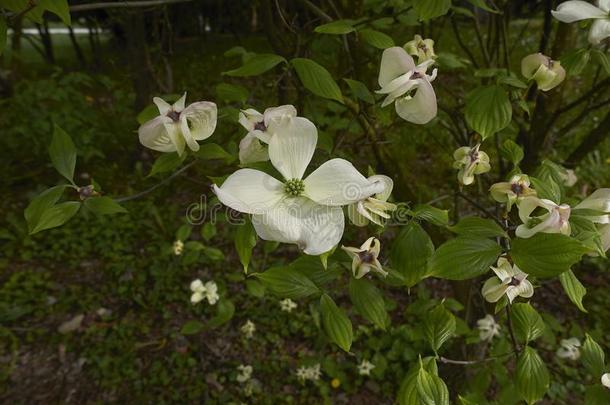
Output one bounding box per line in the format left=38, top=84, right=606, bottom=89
left=404, top=35, right=437, bottom=63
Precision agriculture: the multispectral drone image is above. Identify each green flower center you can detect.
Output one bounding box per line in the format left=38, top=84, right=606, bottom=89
left=284, top=179, right=305, bottom=197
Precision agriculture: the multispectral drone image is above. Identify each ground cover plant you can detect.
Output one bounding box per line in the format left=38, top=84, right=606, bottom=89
left=0, top=0, right=609, bottom=403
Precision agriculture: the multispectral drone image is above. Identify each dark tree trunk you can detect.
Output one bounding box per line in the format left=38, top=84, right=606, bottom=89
left=68, top=26, right=87, bottom=67
left=124, top=12, right=156, bottom=111
left=36, top=20, right=55, bottom=64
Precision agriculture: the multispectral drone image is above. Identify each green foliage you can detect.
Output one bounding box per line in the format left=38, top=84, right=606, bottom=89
left=0, top=15, right=6, bottom=56
left=235, top=219, right=257, bottom=273
left=291, top=58, right=344, bottom=103
left=84, top=197, right=128, bottom=215
left=314, top=20, right=355, bottom=35
left=423, top=304, right=456, bottom=352
left=320, top=294, right=353, bottom=352
left=359, top=29, right=394, bottom=49
left=390, top=222, right=434, bottom=287
left=511, top=303, right=546, bottom=344
left=49, top=125, right=77, bottom=183
left=558, top=270, right=587, bottom=312
left=516, top=347, right=550, bottom=405
left=465, top=85, right=512, bottom=140
left=148, top=153, right=185, bottom=177
left=348, top=278, right=389, bottom=330
left=224, top=53, right=286, bottom=77
left=343, top=78, right=375, bottom=104
left=581, top=334, right=606, bottom=377
left=448, top=217, right=507, bottom=238
left=252, top=267, right=319, bottom=299
left=499, top=139, right=524, bottom=166
left=398, top=357, right=449, bottom=405
left=413, top=0, right=452, bottom=21
left=429, top=237, right=502, bottom=280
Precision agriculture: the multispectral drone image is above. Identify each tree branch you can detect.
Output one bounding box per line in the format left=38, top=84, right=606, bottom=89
left=70, top=0, right=193, bottom=12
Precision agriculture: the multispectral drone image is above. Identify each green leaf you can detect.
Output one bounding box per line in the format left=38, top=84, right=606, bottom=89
left=511, top=303, right=546, bottom=344
left=558, top=270, right=587, bottom=312
left=449, top=217, right=507, bottom=238
left=592, top=49, right=610, bottom=75
left=31, top=202, right=81, bottom=235
left=413, top=0, right=452, bottom=20
left=223, top=53, right=286, bottom=77
left=359, top=29, right=394, bottom=49
left=465, top=85, right=512, bottom=140
left=529, top=176, right=561, bottom=203
left=343, top=78, right=375, bottom=104
left=398, top=358, right=449, bottom=405
left=465, top=0, right=499, bottom=13
left=0, top=15, right=6, bottom=56
left=148, top=152, right=184, bottom=177
left=49, top=124, right=77, bottom=183
left=215, top=82, right=249, bottom=103
left=137, top=104, right=159, bottom=125
left=390, top=222, right=434, bottom=287
left=410, top=204, right=449, bottom=227
left=24, top=185, right=68, bottom=233
left=516, top=347, right=550, bottom=405
left=194, top=143, right=235, bottom=162
left=423, top=304, right=456, bottom=352
left=320, top=294, right=353, bottom=352
left=561, top=48, right=590, bottom=76
left=245, top=279, right=266, bottom=298
left=253, top=267, right=320, bottom=299
left=586, top=386, right=610, bottom=405
left=180, top=320, right=205, bottom=335
left=291, top=58, right=343, bottom=103
left=511, top=234, right=588, bottom=278
left=289, top=255, right=341, bottom=286
left=498, top=76, right=528, bottom=89
left=429, top=237, right=502, bottom=280
left=39, top=0, right=71, bottom=25
left=581, top=334, right=606, bottom=377
left=348, top=278, right=389, bottom=330
left=499, top=139, right=524, bottom=166
left=314, top=20, right=355, bottom=34
left=235, top=219, right=257, bottom=273
left=84, top=197, right=128, bottom=215
left=207, top=299, right=235, bottom=329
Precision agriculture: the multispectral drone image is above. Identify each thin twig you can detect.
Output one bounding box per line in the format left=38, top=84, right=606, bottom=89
left=456, top=191, right=505, bottom=228
left=70, top=0, right=193, bottom=12
left=506, top=304, right=521, bottom=357
left=439, top=351, right=514, bottom=365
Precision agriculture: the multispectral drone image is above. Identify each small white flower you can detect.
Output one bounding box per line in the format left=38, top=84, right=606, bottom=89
left=521, top=53, right=566, bottom=91
left=453, top=144, right=491, bottom=186
left=552, top=1, right=610, bottom=45
left=341, top=237, right=387, bottom=279
left=190, top=279, right=219, bottom=305
left=560, top=169, right=578, bottom=187
left=279, top=298, right=297, bottom=313
left=476, top=315, right=501, bottom=341
left=348, top=175, right=397, bottom=227
left=241, top=320, right=256, bottom=339
left=236, top=364, right=253, bottom=383
left=515, top=197, right=571, bottom=239
left=357, top=359, right=375, bottom=376
left=481, top=257, right=534, bottom=303
left=139, top=93, right=217, bottom=156
left=602, top=373, right=610, bottom=389
left=296, top=364, right=322, bottom=382
left=377, top=46, right=438, bottom=124
left=173, top=240, right=184, bottom=256
left=490, top=174, right=537, bottom=211
left=296, top=366, right=309, bottom=381
left=556, top=337, right=581, bottom=360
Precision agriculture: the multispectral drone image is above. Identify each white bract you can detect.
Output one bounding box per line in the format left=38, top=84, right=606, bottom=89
left=552, top=0, right=610, bottom=44
left=347, top=175, right=397, bottom=227
left=139, top=93, right=217, bottom=156
left=453, top=144, right=491, bottom=186
left=357, top=360, right=375, bottom=376
left=404, top=34, right=437, bottom=63
left=521, top=53, right=566, bottom=91
left=575, top=188, right=610, bottom=255
left=190, top=279, right=219, bottom=305
left=241, top=320, right=256, bottom=338
left=482, top=257, right=534, bottom=303
left=602, top=373, right=610, bottom=388
left=556, top=337, right=581, bottom=360
left=377, top=46, right=438, bottom=124
left=490, top=174, right=537, bottom=211
left=238, top=105, right=297, bottom=164
left=516, top=197, right=571, bottom=238
left=476, top=314, right=501, bottom=341
left=341, top=237, right=387, bottom=279
left=236, top=364, right=253, bottom=383
left=279, top=298, right=297, bottom=313
left=213, top=113, right=385, bottom=255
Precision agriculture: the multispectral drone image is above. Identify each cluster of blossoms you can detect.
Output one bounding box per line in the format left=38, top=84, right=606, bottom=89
left=190, top=279, right=219, bottom=305
left=296, top=364, right=322, bottom=382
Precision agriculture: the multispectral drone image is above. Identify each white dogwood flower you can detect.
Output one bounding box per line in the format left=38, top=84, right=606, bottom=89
left=241, top=320, right=256, bottom=339
left=557, top=337, right=581, bottom=360
left=377, top=46, right=438, bottom=124
left=213, top=114, right=385, bottom=255
left=602, top=373, right=610, bottom=388
left=190, top=279, right=219, bottom=305
left=236, top=364, right=253, bottom=383
left=341, top=237, right=387, bottom=279
left=490, top=174, right=537, bottom=211
left=482, top=257, right=534, bottom=303
left=139, top=93, right=217, bottom=156
left=575, top=188, right=610, bottom=224
left=516, top=197, right=571, bottom=238
left=279, top=298, right=297, bottom=313
left=357, top=360, right=375, bottom=376
left=453, top=144, right=491, bottom=186
left=521, top=53, right=566, bottom=91
left=552, top=1, right=610, bottom=44
left=404, top=34, right=437, bottom=63
left=238, top=105, right=297, bottom=164
left=348, top=175, right=397, bottom=227
left=476, top=314, right=501, bottom=341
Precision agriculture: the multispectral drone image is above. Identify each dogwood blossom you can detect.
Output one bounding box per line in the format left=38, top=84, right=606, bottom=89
left=476, top=315, right=501, bottom=341
left=552, top=1, right=610, bottom=44
left=190, top=279, right=219, bottom=305
left=173, top=240, right=184, bottom=255
left=490, top=174, right=537, bottom=211
left=213, top=113, right=385, bottom=255
left=341, top=237, right=387, bottom=279
left=238, top=105, right=297, bottom=164
left=575, top=188, right=610, bottom=255
left=296, top=364, right=321, bottom=382
left=377, top=46, right=438, bottom=124
left=482, top=257, right=534, bottom=303
left=357, top=360, right=375, bottom=376
left=521, top=53, right=566, bottom=91
left=138, top=93, right=217, bottom=156
left=236, top=364, right=253, bottom=383
left=241, top=320, right=256, bottom=338
left=515, top=197, right=571, bottom=238
left=347, top=175, right=397, bottom=227
left=556, top=337, right=581, bottom=360
left=404, top=35, right=437, bottom=63
left=453, top=144, right=491, bottom=186
left=279, top=298, right=297, bottom=312
left=602, top=373, right=610, bottom=388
